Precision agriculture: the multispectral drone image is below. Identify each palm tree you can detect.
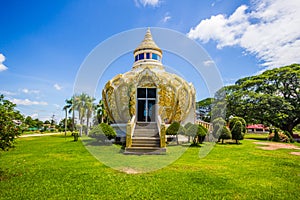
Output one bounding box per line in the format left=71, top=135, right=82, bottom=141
left=65, top=98, right=75, bottom=132
left=74, top=94, right=85, bottom=136
left=62, top=104, right=69, bottom=137
left=85, top=96, right=95, bottom=135
left=96, top=99, right=107, bottom=124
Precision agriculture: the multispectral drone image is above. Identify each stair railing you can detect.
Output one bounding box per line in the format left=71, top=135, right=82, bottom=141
left=157, top=115, right=166, bottom=148
left=126, top=115, right=136, bottom=147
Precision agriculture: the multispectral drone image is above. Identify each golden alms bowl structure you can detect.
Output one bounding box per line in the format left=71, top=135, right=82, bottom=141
left=102, top=28, right=196, bottom=125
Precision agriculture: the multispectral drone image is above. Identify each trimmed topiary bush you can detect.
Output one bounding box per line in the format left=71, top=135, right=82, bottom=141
left=178, top=125, right=186, bottom=135
left=231, top=121, right=244, bottom=144
left=229, top=117, right=246, bottom=133
left=89, top=123, right=116, bottom=143
left=219, top=126, right=231, bottom=144
left=166, top=122, right=180, bottom=135
left=197, top=125, right=208, bottom=144
left=212, top=117, right=226, bottom=140
left=186, top=124, right=208, bottom=144
left=184, top=122, right=193, bottom=130
left=229, top=117, right=246, bottom=144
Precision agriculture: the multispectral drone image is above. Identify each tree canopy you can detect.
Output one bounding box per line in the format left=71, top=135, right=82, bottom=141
left=0, top=95, right=22, bottom=150
left=218, top=64, right=300, bottom=134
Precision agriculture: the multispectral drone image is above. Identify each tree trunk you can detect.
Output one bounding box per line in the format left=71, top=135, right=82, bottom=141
left=222, top=139, right=224, bottom=144
left=72, top=109, right=75, bottom=132
left=236, top=139, right=238, bottom=144
left=64, top=109, right=67, bottom=137
left=176, top=134, right=179, bottom=145
left=86, top=116, right=90, bottom=136
left=79, top=111, right=83, bottom=137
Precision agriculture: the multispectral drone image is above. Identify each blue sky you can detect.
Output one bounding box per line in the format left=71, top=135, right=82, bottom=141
left=0, top=0, right=299, bottom=122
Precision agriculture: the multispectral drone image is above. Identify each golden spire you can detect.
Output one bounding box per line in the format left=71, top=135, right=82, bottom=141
left=134, top=28, right=162, bottom=54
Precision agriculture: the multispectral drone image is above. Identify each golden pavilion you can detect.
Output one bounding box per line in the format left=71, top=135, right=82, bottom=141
left=102, top=28, right=196, bottom=154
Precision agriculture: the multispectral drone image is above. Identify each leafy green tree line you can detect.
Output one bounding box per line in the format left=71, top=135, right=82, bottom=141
left=213, top=64, right=300, bottom=135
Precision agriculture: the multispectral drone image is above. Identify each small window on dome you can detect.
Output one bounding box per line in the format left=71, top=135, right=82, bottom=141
left=146, top=53, right=150, bottom=59
left=152, top=53, right=158, bottom=60
left=139, top=53, right=144, bottom=60
left=135, top=55, right=138, bottom=61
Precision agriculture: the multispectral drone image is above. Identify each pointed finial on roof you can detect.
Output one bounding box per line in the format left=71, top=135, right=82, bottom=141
left=134, top=28, right=162, bottom=54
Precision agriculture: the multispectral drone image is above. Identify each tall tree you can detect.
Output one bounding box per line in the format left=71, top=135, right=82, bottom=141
left=74, top=94, right=86, bottom=136
left=64, top=98, right=74, bottom=132
left=0, top=95, right=22, bottom=150
left=221, top=64, right=300, bottom=135
left=85, top=96, right=95, bottom=135
left=63, top=104, right=69, bottom=136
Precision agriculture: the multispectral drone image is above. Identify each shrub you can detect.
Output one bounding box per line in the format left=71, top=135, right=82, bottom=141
left=283, top=131, right=295, bottom=143
left=178, top=125, right=186, bottom=135
left=89, top=123, right=116, bottom=142
left=268, top=132, right=289, bottom=142
left=166, top=122, right=180, bottom=135
left=272, top=129, right=280, bottom=142
left=229, top=117, right=246, bottom=144
left=212, top=117, right=226, bottom=140
left=229, top=117, right=246, bottom=133
left=231, top=121, right=244, bottom=144
left=218, top=126, right=231, bottom=144
left=186, top=124, right=207, bottom=144
left=184, top=122, right=193, bottom=130
left=73, top=132, right=79, bottom=141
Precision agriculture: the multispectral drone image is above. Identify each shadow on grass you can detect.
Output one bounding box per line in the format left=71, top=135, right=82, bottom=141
left=0, top=169, right=20, bottom=181
left=217, top=141, right=242, bottom=145
left=84, top=140, right=113, bottom=146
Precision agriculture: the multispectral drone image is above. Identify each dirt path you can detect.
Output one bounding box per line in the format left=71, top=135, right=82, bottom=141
left=19, top=132, right=62, bottom=138
left=254, top=141, right=300, bottom=156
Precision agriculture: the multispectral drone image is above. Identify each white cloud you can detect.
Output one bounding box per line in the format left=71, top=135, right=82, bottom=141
left=21, top=88, right=40, bottom=94
left=0, top=53, right=8, bottom=72
left=163, top=13, right=171, bottom=23
left=54, top=83, right=62, bottom=90
left=187, top=0, right=300, bottom=69
left=203, top=60, right=215, bottom=66
left=134, top=0, right=160, bottom=7
left=11, top=98, right=48, bottom=106
left=31, top=113, right=39, bottom=119
left=0, top=90, right=17, bottom=96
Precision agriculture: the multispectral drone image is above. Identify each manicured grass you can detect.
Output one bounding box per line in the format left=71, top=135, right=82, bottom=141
left=244, top=133, right=269, bottom=140
left=0, top=134, right=300, bottom=199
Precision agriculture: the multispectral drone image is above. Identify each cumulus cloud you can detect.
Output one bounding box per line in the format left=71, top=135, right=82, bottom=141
left=11, top=98, right=48, bottom=106
left=134, top=0, right=160, bottom=7
left=0, top=53, right=8, bottom=72
left=187, top=0, right=300, bottom=69
left=54, top=83, right=62, bottom=90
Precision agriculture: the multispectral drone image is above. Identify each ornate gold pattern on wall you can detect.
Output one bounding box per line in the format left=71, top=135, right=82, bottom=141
left=102, top=65, right=195, bottom=123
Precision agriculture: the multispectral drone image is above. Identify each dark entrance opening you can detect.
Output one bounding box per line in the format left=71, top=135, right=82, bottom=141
left=137, top=88, right=156, bottom=122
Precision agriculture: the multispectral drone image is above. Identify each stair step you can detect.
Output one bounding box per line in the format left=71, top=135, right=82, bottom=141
left=135, top=123, right=157, bottom=129
left=131, top=143, right=160, bottom=147
left=124, top=147, right=166, bottom=155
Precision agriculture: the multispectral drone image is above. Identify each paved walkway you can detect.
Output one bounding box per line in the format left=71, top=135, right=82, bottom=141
left=19, top=132, right=62, bottom=138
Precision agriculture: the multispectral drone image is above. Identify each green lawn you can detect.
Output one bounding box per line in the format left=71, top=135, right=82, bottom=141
left=0, top=134, right=299, bottom=200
